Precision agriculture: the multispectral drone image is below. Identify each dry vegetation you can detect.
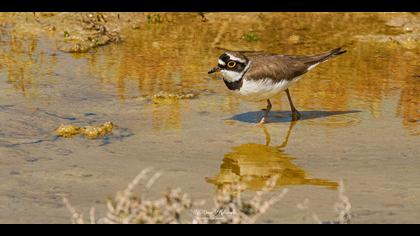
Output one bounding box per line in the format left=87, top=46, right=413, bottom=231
left=64, top=169, right=351, bottom=224
left=297, top=180, right=352, bottom=224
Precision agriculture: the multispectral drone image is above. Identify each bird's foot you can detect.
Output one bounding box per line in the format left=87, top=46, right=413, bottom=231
left=256, top=116, right=268, bottom=126
left=291, top=111, right=301, bottom=121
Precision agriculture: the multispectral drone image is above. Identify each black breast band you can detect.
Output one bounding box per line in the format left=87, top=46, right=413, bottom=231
left=223, top=78, right=243, bottom=91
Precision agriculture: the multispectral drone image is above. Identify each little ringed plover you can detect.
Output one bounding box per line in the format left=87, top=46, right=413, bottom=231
left=208, top=47, right=346, bottom=124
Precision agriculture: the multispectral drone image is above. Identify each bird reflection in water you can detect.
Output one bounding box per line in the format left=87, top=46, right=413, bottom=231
left=206, top=122, right=338, bottom=191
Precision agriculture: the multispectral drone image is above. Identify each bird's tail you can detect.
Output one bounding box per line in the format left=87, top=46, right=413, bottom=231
left=305, top=47, right=347, bottom=65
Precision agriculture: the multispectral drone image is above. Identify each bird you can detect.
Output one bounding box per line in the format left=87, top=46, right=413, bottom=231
left=208, top=47, right=346, bottom=124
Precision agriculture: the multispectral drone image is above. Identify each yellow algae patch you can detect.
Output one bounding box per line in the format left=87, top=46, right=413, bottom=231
left=55, top=124, right=83, bottom=138
left=55, top=122, right=116, bottom=139
left=82, top=122, right=116, bottom=139
left=151, top=91, right=198, bottom=104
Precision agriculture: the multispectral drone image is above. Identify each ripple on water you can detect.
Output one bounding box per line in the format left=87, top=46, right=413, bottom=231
left=304, top=112, right=362, bottom=128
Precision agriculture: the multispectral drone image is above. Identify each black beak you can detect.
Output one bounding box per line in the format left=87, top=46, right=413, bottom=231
left=208, top=66, right=221, bottom=74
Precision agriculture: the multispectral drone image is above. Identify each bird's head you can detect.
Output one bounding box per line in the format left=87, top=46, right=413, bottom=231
left=208, top=52, right=250, bottom=82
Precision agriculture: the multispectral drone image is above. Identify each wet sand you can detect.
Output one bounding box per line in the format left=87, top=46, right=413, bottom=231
left=0, top=13, right=419, bottom=223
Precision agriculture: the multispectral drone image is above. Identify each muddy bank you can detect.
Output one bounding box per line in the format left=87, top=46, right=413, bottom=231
left=354, top=13, right=420, bottom=49
left=0, top=13, right=143, bottom=52
left=2, top=12, right=419, bottom=53
left=0, top=13, right=209, bottom=53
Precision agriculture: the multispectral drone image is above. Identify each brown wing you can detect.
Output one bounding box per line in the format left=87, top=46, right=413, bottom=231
left=282, top=47, right=346, bottom=64
left=243, top=47, right=346, bottom=82
left=243, top=55, right=310, bottom=82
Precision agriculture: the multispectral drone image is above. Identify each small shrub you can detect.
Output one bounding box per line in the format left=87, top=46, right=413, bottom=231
left=147, top=14, right=163, bottom=24
left=63, top=169, right=287, bottom=224
left=242, top=32, right=259, bottom=42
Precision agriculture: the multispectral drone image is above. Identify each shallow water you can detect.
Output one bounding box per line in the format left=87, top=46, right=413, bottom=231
left=0, top=13, right=419, bottom=223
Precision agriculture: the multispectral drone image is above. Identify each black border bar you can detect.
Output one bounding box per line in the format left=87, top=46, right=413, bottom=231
left=1, top=0, right=418, bottom=12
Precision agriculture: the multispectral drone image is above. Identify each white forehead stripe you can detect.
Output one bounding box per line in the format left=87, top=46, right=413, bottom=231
left=218, top=59, right=226, bottom=66
left=226, top=53, right=246, bottom=63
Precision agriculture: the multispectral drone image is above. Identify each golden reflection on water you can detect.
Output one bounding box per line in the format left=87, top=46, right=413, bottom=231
left=85, top=13, right=417, bottom=134
left=0, top=30, right=38, bottom=97
left=151, top=101, right=183, bottom=131
left=0, top=13, right=418, bottom=134
left=397, top=75, right=420, bottom=135
left=206, top=122, right=339, bottom=191
left=0, top=25, right=59, bottom=102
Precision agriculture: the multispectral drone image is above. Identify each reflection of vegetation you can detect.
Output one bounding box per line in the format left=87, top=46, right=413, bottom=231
left=207, top=122, right=339, bottom=191
left=0, top=29, right=46, bottom=98
left=86, top=13, right=418, bottom=134
left=396, top=76, right=420, bottom=135
left=0, top=13, right=418, bottom=134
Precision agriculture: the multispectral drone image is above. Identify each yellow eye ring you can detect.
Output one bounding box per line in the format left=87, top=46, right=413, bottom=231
left=227, top=61, right=236, bottom=68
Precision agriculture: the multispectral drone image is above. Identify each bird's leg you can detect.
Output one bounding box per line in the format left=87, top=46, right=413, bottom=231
left=278, top=120, right=298, bottom=149
left=258, top=99, right=272, bottom=125
left=285, top=89, right=301, bottom=121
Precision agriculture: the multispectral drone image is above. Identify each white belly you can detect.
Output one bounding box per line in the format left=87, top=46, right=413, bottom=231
left=237, top=78, right=300, bottom=101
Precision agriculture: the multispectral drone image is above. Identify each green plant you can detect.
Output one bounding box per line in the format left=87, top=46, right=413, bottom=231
left=242, top=31, right=259, bottom=42
left=147, top=14, right=163, bottom=24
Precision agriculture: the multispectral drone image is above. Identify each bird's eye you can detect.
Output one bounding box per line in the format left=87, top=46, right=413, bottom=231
left=227, top=61, right=236, bottom=68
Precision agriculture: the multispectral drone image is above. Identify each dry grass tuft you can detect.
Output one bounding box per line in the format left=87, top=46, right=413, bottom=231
left=193, top=177, right=288, bottom=224
left=333, top=180, right=352, bottom=224
left=63, top=169, right=287, bottom=224
left=297, top=180, right=352, bottom=224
